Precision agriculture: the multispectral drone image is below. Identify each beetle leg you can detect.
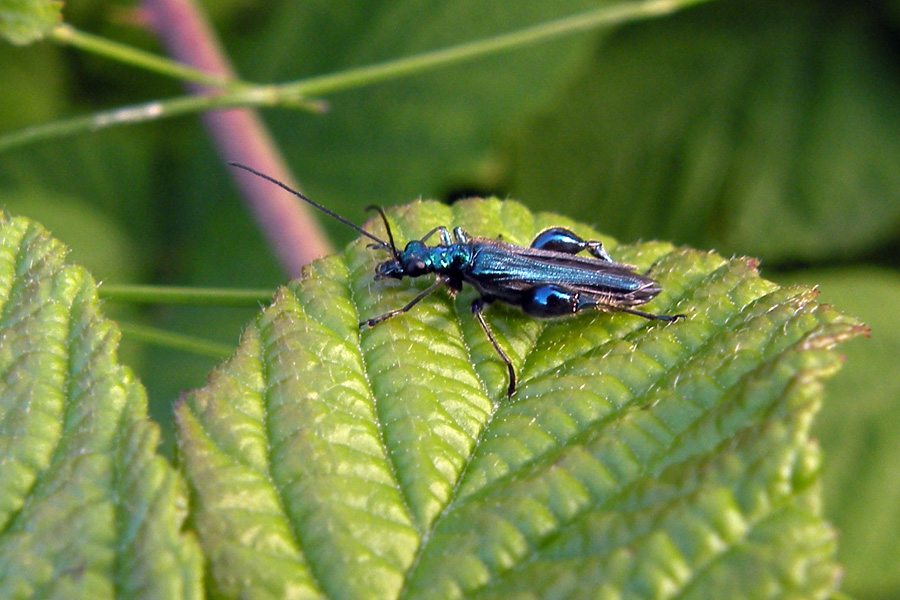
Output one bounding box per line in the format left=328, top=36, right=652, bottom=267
left=520, top=284, right=586, bottom=317
left=360, top=278, right=445, bottom=328
left=452, top=227, right=471, bottom=244
left=419, top=226, right=453, bottom=246
left=521, top=284, right=683, bottom=323
left=530, top=227, right=614, bottom=262
left=471, top=297, right=516, bottom=397
left=615, top=306, right=685, bottom=322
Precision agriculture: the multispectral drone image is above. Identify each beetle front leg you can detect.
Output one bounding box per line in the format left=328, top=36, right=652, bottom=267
left=530, top=227, right=614, bottom=262
left=419, top=226, right=453, bottom=246
left=360, top=278, right=445, bottom=328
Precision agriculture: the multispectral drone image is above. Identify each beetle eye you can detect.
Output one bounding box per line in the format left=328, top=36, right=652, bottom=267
left=407, top=260, right=426, bottom=275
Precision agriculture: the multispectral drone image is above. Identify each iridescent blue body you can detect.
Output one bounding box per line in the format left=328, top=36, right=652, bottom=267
left=229, top=163, right=682, bottom=396
left=372, top=226, right=666, bottom=317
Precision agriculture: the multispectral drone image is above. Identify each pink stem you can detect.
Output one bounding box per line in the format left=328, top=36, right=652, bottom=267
left=141, top=0, right=331, bottom=277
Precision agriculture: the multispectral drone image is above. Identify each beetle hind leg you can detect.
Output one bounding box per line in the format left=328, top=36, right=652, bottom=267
left=616, top=306, right=685, bottom=322
left=520, top=284, right=684, bottom=323
left=519, top=284, right=590, bottom=318
left=530, top=227, right=614, bottom=262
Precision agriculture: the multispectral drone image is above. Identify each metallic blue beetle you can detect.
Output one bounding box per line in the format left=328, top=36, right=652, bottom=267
left=231, top=163, right=682, bottom=396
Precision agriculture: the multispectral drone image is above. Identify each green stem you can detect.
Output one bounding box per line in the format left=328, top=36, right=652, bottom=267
left=0, top=0, right=708, bottom=152
left=49, top=23, right=236, bottom=90
left=289, top=0, right=713, bottom=97
left=118, top=322, right=234, bottom=358
left=100, top=284, right=274, bottom=306
left=0, top=88, right=317, bottom=152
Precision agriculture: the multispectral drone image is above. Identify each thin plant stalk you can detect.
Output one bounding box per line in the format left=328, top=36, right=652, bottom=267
left=100, top=284, right=274, bottom=306
left=118, top=322, right=234, bottom=358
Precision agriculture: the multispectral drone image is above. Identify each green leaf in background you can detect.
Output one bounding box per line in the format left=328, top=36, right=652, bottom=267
left=778, top=268, right=900, bottom=599
left=177, top=199, right=864, bottom=599
left=0, top=188, right=142, bottom=283
left=0, top=0, right=62, bottom=45
left=505, top=0, right=900, bottom=263
left=0, top=213, right=201, bottom=599
left=243, top=1, right=610, bottom=234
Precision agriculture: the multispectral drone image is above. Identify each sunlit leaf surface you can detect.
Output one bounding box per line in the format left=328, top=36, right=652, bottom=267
left=178, top=199, right=864, bottom=599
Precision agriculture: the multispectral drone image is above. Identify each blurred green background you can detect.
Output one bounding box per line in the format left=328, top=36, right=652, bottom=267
left=0, top=0, right=898, bottom=597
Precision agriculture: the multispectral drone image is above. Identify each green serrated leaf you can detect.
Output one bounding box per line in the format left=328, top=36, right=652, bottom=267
left=177, top=199, right=864, bottom=600
left=0, top=0, right=62, bottom=45
left=0, top=213, right=201, bottom=599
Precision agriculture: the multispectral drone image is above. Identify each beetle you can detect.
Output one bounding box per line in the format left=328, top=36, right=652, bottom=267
left=230, top=162, right=683, bottom=396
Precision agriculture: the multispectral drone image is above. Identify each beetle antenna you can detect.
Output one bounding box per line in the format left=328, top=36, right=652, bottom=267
left=365, top=205, right=401, bottom=260
left=228, top=162, right=389, bottom=249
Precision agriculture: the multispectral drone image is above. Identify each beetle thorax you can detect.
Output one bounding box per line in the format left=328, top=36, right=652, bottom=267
left=375, top=241, right=472, bottom=280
